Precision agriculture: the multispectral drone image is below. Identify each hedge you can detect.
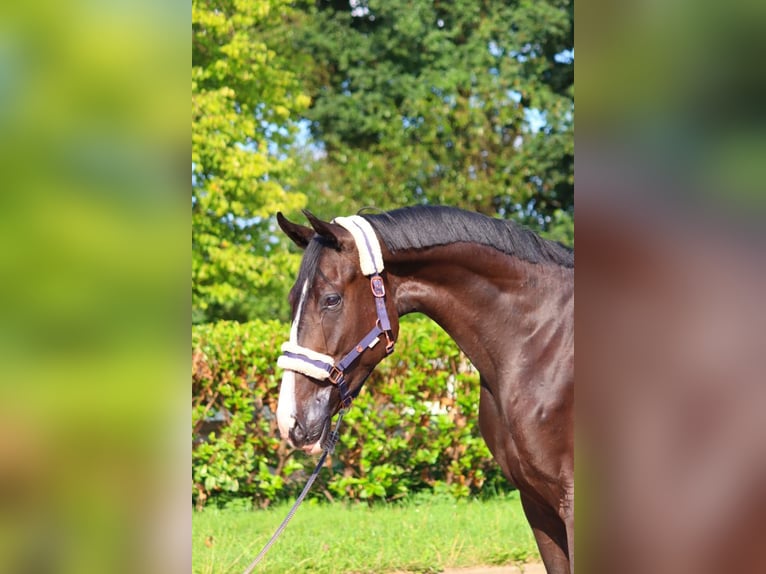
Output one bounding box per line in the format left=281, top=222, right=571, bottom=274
left=192, top=317, right=510, bottom=508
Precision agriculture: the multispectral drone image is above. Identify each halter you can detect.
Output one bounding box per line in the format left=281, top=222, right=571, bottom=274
left=276, top=216, right=396, bottom=408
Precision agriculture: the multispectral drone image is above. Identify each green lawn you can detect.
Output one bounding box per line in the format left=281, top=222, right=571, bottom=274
left=193, top=492, right=538, bottom=574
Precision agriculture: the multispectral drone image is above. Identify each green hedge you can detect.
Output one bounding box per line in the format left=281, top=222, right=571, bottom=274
left=192, top=318, right=510, bottom=508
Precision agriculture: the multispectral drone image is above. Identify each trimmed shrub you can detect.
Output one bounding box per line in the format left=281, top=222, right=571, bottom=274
left=192, top=317, right=510, bottom=508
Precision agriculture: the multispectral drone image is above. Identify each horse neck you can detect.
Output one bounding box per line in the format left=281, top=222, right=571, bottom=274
left=385, top=242, right=573, bottom=381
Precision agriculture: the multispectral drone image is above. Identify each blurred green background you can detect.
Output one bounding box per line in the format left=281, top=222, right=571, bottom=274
left=0, top=0, right=188, bottom=573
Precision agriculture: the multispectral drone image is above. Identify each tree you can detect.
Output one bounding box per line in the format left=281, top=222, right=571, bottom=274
left=291, top=0, right=573, bottom=243
left=192, top=0, right=310, bottom=323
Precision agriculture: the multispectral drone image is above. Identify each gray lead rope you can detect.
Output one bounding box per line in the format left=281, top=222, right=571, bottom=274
left=241, top=408, right=347, bottom=574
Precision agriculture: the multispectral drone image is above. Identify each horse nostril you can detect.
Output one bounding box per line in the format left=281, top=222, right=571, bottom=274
left=289, top=420, right=306, bottom=446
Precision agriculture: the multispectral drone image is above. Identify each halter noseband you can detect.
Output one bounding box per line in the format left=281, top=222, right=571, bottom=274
left=276, top=216, right=396, bottom=408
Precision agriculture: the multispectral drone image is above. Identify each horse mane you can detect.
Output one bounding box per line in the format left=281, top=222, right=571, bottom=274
left=363, top=205, right=574, bottom=268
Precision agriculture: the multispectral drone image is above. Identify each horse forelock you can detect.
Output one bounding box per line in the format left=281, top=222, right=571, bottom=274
left=293, top=239, right=324, bottom=307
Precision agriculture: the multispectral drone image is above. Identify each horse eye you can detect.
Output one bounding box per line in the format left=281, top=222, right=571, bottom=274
left=322, top=293, right=342, bottom=309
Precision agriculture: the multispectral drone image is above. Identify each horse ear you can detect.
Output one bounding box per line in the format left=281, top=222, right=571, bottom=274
left=277, top=212, right=314, bottom=249
left=303, top=210, right=349, bottom=250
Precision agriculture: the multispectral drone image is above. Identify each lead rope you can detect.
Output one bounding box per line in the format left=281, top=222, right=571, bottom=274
left=241, top=408, right=347, bottom=574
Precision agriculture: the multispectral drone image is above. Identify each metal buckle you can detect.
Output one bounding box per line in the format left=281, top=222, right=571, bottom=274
left=328, top=366, right=344, bottom=386
left=370, top=275, right=385, bottom=297
left=384, top=331, right=395, bottom=355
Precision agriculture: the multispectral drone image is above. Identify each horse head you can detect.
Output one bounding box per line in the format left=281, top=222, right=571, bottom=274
left=275, top=211, right=399, bottom=454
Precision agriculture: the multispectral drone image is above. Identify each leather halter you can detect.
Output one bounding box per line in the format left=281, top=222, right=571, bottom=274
left=276, top=216, right=396, bottom=408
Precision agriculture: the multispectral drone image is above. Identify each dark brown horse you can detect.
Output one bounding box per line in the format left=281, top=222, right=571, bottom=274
left=275, top=206, right=574, bottom=573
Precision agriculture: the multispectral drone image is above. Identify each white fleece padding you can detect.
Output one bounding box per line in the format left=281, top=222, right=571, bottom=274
left=333, top=215, right=384, bottom=276
left=277, top=355, right=331, bottom=381
left=279, top=341, right=335, bottom=366
left=278, top=342, right=335, bottom=381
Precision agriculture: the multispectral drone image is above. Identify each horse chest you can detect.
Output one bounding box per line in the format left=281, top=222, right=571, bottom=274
left=480, top=380, right=570, bottom=496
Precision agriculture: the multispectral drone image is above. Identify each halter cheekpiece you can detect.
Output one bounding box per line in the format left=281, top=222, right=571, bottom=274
left=276, top=215, right=396, bottom=407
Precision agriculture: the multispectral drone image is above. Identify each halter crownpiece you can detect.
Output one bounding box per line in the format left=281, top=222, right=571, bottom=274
left=332, top=216, right=385, bottom=275
left=276, top=215, right=396, bottom=407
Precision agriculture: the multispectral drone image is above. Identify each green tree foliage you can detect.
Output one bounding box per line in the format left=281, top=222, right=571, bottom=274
left=291, top=0, right=573, bottom=244
left=192, top=0, right=310, bottom=323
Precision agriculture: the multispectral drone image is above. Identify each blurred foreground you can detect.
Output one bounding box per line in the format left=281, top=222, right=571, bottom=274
left=0, top=0, right=188, bottom=572
left=578, top=0, right=766, bottom=571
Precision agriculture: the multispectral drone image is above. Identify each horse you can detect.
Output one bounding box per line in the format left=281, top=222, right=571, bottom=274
left=274, top=205, right=574, bottom=573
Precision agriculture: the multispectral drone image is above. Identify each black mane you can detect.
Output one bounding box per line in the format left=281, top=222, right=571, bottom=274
left=363, top=206, right=574, bottom=268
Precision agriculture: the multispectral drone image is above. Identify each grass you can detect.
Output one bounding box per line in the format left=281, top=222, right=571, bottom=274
left=192, top=491, right=539, bottom=574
